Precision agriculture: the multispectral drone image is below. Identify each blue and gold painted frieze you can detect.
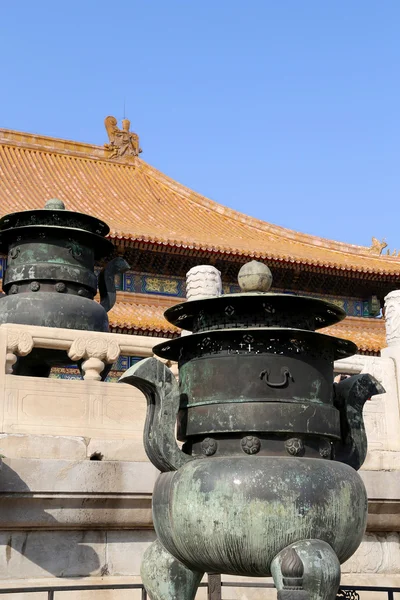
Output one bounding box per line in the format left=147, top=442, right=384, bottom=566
left=277, top=289, right=368, bottom=318
left=2, top=259, right=378, bottom=319
left=120, top=272, right=184, bottom=296
left=117, top=271, right=376, bottom=318
left=50, top=355, right=144, bottom=381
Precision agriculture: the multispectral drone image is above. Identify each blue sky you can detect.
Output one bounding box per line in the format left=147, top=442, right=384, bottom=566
left=1, top=1, right=399, bottom=249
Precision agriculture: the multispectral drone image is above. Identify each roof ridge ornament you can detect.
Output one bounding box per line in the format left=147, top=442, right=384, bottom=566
left=385, top=246, right=400, bottom=257
left=104, top=115, right=142, bottom=161
left=369, top=237, right=387, bottom=256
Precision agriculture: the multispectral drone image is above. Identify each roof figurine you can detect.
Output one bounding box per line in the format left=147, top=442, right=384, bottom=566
left=104, top=115, right=142, bottom=160
left=369, top=237, right=388, bottom=256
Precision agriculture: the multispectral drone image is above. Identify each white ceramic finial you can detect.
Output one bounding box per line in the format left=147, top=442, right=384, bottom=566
left=185, top=265, right=222, bottom=301
left=181, top=265, right=222, bottom=337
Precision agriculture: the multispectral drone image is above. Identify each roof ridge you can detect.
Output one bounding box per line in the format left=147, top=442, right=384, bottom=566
left=0, top=127, right=115, bottom=162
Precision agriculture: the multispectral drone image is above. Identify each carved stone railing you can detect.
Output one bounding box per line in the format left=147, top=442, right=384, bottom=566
left=335, top=354, right=390, bottom=378
left=1, top=323, right=172, bottom=381
left=0, top=323, right=175, bottom=440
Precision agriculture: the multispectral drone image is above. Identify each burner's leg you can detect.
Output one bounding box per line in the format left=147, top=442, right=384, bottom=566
left=271, top=539, right=341, bottom=600
left=141, top=538, right=203, bottom=600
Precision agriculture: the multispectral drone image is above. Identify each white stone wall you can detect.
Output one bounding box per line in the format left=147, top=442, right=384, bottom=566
left=0, top=530, right=156, bottom=580
left=1, top=533, right=400, bottom=600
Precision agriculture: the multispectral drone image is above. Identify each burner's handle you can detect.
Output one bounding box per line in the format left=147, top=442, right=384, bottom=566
left=333, top=373, right=385, bottom=470
left=99, top=257, right=130, bottom=313
left=260, top=367, right=293, bottom=388
left=119, top=357, right=194, bottom=472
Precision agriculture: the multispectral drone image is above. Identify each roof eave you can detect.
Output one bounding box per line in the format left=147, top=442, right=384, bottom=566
left=108, top=235, right=400, bottom=278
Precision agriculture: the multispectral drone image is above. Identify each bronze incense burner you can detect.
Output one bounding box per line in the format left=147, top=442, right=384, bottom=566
left=121, top=261, right=384, bottom=600
left=0, top=198, right=128, bottom=376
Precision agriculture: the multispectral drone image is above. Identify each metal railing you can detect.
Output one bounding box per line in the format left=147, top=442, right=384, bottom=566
left=0, top=582, right=398, bottom=599
left=0, top=584, right=148, bottom=599
left=219, top=583, right=400, bottom=599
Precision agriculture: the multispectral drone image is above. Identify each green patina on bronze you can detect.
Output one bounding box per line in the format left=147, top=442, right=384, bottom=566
left=0, top=199, right=129, bottom=377
left=120, top=261, right=385, bottom=600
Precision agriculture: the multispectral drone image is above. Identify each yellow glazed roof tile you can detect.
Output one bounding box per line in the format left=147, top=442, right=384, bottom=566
left=109, top=298, right=179, bottom=335
left=320, top=316, right=385, bottom=354
left=1, top=128, right=400, bottom=276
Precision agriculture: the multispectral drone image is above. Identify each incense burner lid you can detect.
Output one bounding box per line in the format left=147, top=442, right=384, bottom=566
left=153, top=326, right=357, bottom=363
left=0, top=201, right=113, bottom=259
left=164, top=293, right=346, bottom=333
left=0, top=201, right=110, bottom=236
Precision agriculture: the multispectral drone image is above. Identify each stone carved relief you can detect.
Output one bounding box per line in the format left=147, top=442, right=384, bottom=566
left=104, top=116, right=142, bottom=160
left=359, top=356, right=385, bottom=383
left=2, top=375, right=145, bottom=437
left=6, top=330, right=34, bottom=374
left=90, top=395, right=103, bottom=422
left=364, top=410, right=387, bottom=450
left=4, top=389, right=18, bottom=420
left=68, top=336, right=120, bottom=381
left=68, top=337, right=120, bottom=362
left=21, top=390, right=86, bottom=421
left=7, top=330, right=34, bottom=356
left=359, top=356, right=393, bottom=451
left=384, top=290, right=400, bottom=346
left=342, top=532, right=400, bottom=574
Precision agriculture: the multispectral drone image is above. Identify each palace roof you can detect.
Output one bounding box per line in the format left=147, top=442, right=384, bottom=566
left=0, top=126, right=391, bottom=354
left=1, top=127, right=400, bottom=277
